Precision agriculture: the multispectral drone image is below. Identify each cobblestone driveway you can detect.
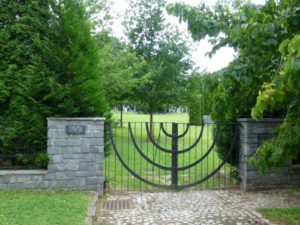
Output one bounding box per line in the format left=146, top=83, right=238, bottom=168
left=94, top=190, right=299, bottom=225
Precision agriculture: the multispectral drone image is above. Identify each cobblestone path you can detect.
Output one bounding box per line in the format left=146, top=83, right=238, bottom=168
left=94, top=190, right=299, bottom=225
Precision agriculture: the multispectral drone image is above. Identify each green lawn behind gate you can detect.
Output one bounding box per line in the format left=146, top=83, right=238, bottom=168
left=105, top=112, right=238, bottom=191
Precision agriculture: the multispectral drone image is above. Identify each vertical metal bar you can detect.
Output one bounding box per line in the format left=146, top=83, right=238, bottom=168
left=158, top=123, right=161, bottom=186
left=171, top=123, right=178, bottom=188
left=224, top=124, right=227, bottom=188
left=213, top=124, right=215, bottom=188
left=121, top=123, right=123, bottom=191
left=105, top=144, right=109, bottom=192
left=127, top=122, right=130, bottom=191
left=200, top=124, right=203, bottom=189
left=229, top=123, right=232, bottom=188
left=134, top=122, right=136, bottom=190
left=206, top=124, right=209, bottom=188
left=218, top=124, right=221, bottom=189
left=114, top=123, right=117, bottom=191
left=165, top=123, right=167, bottom=186
left=236, top=123, right=239, bottom=188
left=140, top=122, right=142, bottom=190
left=189, top=124, right=191, bottom=186
left=146, top=122, right=149, bottom=191
left=182, top=123, right=184, bottom=185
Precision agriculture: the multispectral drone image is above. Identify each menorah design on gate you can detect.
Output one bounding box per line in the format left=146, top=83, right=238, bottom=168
left=108, top=121, right=238, bottom=189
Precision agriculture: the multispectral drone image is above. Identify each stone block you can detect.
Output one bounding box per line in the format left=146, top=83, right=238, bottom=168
left=48, top=147, right=59, bottom=155
left=47, top=139, right=53, bottom=147
left=64, top=161, right=80, bottom=171
left=95, top=171, right=103, bottom=176
left=40, top=181, right=49, bottom=188
left=0, top=176, right=10, bottom=183
left=55, top=160, right=80, bottom=171
left=90, top=138, right=103, bottom=146
left=85, top=185, right=97, bottom=191
left=86, top=177, right=100, bottom=185
left=79, top=162, right=89, bottom=171
left=92, top=131, right=104, bottom=138
left=9, top=176, right=17, bottom=183
left=23, top=181, right=41, bottom=189
left=91, top=146, right=104, bottom=153
left=75, top=171, right=89, bottom=177
left=62, top=153, right=81, bottom=159
left=43, top=172, right=54, bottom=180
left=81, top=139, right=90, bottom=152
left=53, top=139, right=68, bottom=147
left=31, top=175, right=44, bottom=181
left=83, top=154, right=97, bottom=162
left=53, top=155, right=63, bottom=163
left=97, top=184, right=104, bottom=196
left=68, top=138, right=82, bottom=147
left=0, top=183, right=8, bottom=189
left=55, top=171, right=74, bottom=180
left=67, top=179, right=85, bottom=188
left=95, top=163, right=103, bottom=171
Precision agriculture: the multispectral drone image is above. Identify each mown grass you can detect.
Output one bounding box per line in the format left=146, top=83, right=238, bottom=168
left=105, top=112, right=237, bottom=191
left=259, top=207, right=300, bottom=225
left=0, top=190, right=90, bottom=225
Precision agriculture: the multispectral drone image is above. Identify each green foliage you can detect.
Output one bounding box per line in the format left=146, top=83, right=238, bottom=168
left=214, top=123, right=238, bottom=167
left=168, top=0, right=300, bottom=170
left=251, top=35, right=300, bottom=171
left=124, top=0, right=192, bottom=124
left=99, top=37, right=144, bottom=109
left=0, top=0, right=109, bottom=165
left=186, top=72, right=220, bottom=124
left=188, top=93, right=202, bottom=125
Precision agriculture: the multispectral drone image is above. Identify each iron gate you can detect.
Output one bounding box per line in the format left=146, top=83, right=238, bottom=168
left=105, top=121, right=238, bottom=192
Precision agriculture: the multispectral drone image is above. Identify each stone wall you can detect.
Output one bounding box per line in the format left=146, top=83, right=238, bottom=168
left=0, top=118, right=105, bottom=195
left=238, top=118, right=300, bottom=191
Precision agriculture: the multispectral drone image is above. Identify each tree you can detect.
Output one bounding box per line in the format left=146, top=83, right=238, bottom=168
left=0, top=0, right=109, bottom=147
left=124, top=0, right=192, bottom=131
left=99, top=37, right=145, bottom=126
left=167, top=0, right=300, bottom=170
left=186, top=72, right=220, bottom=124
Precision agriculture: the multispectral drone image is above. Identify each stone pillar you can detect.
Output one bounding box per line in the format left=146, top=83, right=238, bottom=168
left=47, top=118, right=105, bottom=195
left=238, top=118, right=300, bottom=191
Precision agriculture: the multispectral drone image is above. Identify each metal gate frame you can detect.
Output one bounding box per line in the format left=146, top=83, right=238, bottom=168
left=106, top=121, right=238, bottom=190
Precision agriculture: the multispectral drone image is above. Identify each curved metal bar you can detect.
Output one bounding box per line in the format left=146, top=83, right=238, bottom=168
left=176, top=124, right=239, bottom=189
left=176, top=120, right=205, bottom=154
left=146, top=121, right=205, bottom=154
left=128, top=123, right=172, bottom=171
left=160, top=123, right=190, bottom=139
left=177, top=124, right=221, bottom=171
left=177, top=124, right=191, bottom=138
left=108, top=123, right=171, bottom=188
left=145, top=123, right=173, bottom=153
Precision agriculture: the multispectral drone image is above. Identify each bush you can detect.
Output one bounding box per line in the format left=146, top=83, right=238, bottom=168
left=188, top=94, right=202, bottom=125
left=214, top=122, right=238, bottom=167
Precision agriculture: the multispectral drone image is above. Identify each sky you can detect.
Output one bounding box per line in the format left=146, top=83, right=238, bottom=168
left=110, top=0, right=266, bottom=72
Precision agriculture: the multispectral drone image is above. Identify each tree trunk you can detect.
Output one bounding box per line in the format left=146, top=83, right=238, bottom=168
left=120, top=104, right=123, bottom=127
left=150, top=111, right=154, bottom=137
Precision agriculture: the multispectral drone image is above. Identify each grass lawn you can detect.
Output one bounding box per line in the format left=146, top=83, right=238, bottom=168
left=0, top=190, right=90, bottom=225
left=112, top=112, right=189, bottom=123
left=259, top=207, right=300, bottom=225
left=105, top=112, right=237, bottom=191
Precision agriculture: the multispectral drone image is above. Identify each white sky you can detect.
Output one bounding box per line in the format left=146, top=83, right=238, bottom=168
left=110, top=0, right=266, bottom=72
